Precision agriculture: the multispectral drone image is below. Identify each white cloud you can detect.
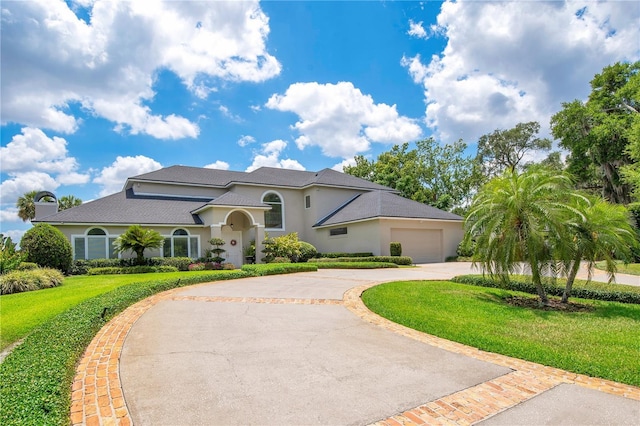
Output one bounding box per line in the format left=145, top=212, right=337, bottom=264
left=204, top=160, right=230, bottom=170
left=245, top=140, right=305, bottom=172
left=266, top=81, right=422, bottom=158
left=331, top=158, right=357, bottom=172
left=0, top=127, right=80, bottom=174
left=0, top=171, right=60, bottom=201
left=403, top=0, right=640, bottom=143
left=1, top=0, right=279, bottom=139
left=0, top=208, right=20, bottom=223
left=408, top=20, right=428, bottom=39
left=237, top=135, right=256, bottom=147
left=93, top=155, right=162, bottom=196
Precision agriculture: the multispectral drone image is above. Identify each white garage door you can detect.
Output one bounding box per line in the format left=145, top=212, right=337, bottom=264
left=390, top=229, right=442, bottom=264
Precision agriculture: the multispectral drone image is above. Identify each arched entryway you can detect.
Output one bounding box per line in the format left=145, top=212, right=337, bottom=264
left=219, top=209, right=263, bottom=266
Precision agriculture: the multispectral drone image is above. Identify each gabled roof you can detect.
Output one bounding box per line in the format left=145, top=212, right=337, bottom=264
left=314, top=191, right=463, bottom=227
left=193, top=192, right=270, bottom=212
left=128, top=165, right=393, bottom=192
left=35, top=189, right=206, bottom=226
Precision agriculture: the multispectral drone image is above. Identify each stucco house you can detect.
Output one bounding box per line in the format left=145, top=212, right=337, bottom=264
left=34, top=165, right=464, bottom=264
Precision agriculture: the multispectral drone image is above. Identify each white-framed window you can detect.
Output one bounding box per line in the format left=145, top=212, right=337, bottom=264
left=262, top=191, right=284, bottom=230
left=163, top=228, right=199, bottom=258
left=72, top=227, right=118, bottom=260
left=305, top=195, right=311, bottom=209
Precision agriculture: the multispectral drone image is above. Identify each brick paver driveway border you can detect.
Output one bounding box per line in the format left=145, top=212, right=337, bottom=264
left=71, top=272, right=640, bottom=426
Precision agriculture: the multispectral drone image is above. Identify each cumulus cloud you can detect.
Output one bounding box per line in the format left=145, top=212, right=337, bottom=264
left=0, top=171, right=60, bottom=202
left=219, top=105, right=243, bottom=123
left=1, top=0, right=279, bottom=139
left=245, top=140, right=305, bottom=172
left=403, top=0, right=640, bottom=143
left=1, top=229, right=27, bottom=246
left=0, top=127, right=90, bottom=202
left=93, top=155, right=162, bottom=196
left=0, top=208, right=20, bottom=223
left=266, top=82, right=422, bottom=158
left=331, top=158, right=357, bottom=172
left=204, top=160, right=230, bottom=170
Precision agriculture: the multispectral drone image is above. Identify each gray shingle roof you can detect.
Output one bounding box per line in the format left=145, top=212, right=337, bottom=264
left=314, top=191, right=463, bottom=227
left=35, top=189, right=207, bottom=225
left=130, top=165, right=393, bottom=192
left=199, top=192, right=270, bottom=209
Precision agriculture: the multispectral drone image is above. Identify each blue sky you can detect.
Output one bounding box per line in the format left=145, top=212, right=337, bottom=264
left=1, top=0, right=639, bottom=241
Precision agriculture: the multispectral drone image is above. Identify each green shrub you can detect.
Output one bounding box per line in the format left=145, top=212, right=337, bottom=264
left=451, top=275, right=640, bottom=304
left=157, top=257, right=192, bottom=271
left=261, top=232, right=301, bottom=263
left=223, top=263, right=237, bottom=270
left=312, top=256, right=413, bottom=266
left=0, top=234, right=25, bottom=274
left=312, top=262, right=399, bottom=269
left=16, top=262, right=39, bottom=271
left=271, top=257, right=291, bottom=263
left=297, top=241, right=318, bottom=262
left=87, top=266, right=179, bottom=275
left=241, top=263, right=317, bottom=276
left=0, top=268, right=64, bottom=295
left=316, top=252, right=373, bottom=258
left=20, top=224, right=73, bottom=273
left=456, top=239, right=475, bottom=258
left=390, top=242, right=402, bottom=257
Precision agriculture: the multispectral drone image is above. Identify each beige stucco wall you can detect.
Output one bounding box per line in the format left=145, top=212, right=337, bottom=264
left=378, top=218, right=464, bottom=261
left=310, top=220, right=382, bottom=255
left=310, top=218, right=464, bottom=262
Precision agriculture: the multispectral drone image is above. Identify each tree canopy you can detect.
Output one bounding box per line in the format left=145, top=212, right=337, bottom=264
left=344, top=138, right=480, bottom=211
left=475, top=121, right=553, bottom=178
left=551, top=61, right=639, bottom=204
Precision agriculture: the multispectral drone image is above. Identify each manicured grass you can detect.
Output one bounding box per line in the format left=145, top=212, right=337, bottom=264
left=362, top=280, right=640, bottom=387
left=595, top=262, right=640, bottom=276
left=0, top=270, right=239, bottom=350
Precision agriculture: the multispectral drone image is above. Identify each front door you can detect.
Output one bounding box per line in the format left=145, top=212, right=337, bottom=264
left=221, top=229, right=243, bottom=267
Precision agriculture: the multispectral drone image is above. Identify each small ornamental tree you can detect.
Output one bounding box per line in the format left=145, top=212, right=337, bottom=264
left=113, top=225, right=164, bottom=266
left=20, top=224, right=73, bottom=272
left=208, top=237, right=226, bottom=268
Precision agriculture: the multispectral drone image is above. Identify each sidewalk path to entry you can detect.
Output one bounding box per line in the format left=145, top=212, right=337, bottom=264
left=70, top=263, right=640, bottom=425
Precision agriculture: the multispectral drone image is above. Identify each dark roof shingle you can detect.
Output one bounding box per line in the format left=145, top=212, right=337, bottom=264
left=314, top=191, right=462, bottom=227
left=36, top=189, right=207, bottom=225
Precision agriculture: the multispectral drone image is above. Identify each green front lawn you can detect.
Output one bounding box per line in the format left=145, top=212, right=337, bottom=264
left=0, top=270, right=238, bottom=350
left=362, top=280, right=640, bottom=387
left=595, top=262, right=640, bottom=276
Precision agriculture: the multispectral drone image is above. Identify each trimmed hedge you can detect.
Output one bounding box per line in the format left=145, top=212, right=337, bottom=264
left=316, top=252, right=373, bottom=258
left=241, top=263, right=317, bottom=276
left=312, top=262, right=399, bottom=269
left=312, top=256, right=413, bottom=266
left=71, top=257, right=194, bottom=275
left=0, top=268, right=65, bottom=295
left=451, top=274, right=640, bottom=304
left=87, top=266, right=179, bottom=275
left=0, top=270, right=258, bottom=426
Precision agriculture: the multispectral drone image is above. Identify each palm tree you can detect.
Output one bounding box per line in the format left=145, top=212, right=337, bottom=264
left=16, top=190, right=39, bottom=222
left=561, top=197, right=638, bottom=303
left=58, top=195, right=82, bottom=211
left=464, top=167, right=582, bottom=306
left=113, top=225, right=164, bottom=266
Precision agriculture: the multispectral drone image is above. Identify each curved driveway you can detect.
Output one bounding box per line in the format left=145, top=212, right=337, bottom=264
left=111, top=263, right=640, bottom=425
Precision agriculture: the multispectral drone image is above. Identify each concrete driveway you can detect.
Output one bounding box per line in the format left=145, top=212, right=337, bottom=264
left=117, top=264, right=640, bottom=425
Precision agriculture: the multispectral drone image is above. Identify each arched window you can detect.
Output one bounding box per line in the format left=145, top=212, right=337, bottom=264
left=163, top=228, right=199, bottom=258
left=73, top=228, right=117, bottom=260
left=262, top=192, right=284, bottom=230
